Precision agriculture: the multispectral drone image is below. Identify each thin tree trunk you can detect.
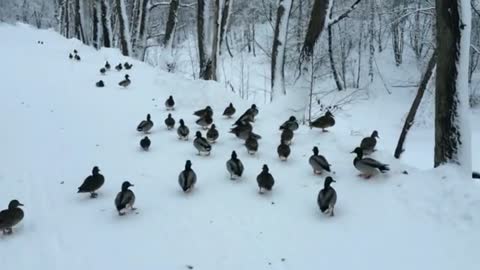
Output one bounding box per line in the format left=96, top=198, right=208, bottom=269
left=115, top=0, right=132, bottom=56
left=299, top=0, right=330, bottom=68
left=100, top=0, right=112, bottom=47
left=211, top=0, right=223, bottom=81
left=394, top=50, right=437, bottom=159
left=74, top=0, right=86, bottom=43
left=197, top=0, right=210, bottom=79
left=218, top=0, right=233, bottom=56
left=93, top=0, right=100, bottom=49
left=163, top=0, right=180, bottom=48
left=328, top=22, right=343, bottom=91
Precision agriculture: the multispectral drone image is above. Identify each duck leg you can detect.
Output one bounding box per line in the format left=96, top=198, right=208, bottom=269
left=90, top=192, right=98, bottom=198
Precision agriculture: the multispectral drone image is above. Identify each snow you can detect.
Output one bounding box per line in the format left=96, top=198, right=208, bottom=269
left=0, top=23, right=479, bottom=270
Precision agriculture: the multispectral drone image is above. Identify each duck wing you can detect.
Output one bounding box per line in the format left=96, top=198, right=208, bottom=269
left=361, top=158, right=389, bottom=172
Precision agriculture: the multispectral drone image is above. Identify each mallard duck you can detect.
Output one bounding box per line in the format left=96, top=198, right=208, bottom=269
left=317, top=176, right=337, bottom=216
left=234, top=105, right=257, bottom=125
left=360, top=130, right=379, bottom=155
left=177, top=119, right=190, bottom=140
left=193, top=131, right=211, bottom=155
left=165, top=95, right=175, bottom=110
left=206, top=124, right=219, bottom=143
left=226, top=151, right=244, bottom=179
left=230, top=122, right=253, bottom=140
left=118, top=74, right=131, bottom=87
left=351, top=147, right=389, bottom=178
left=137, top=114, right=154, bottom=133
left=194, top=106, right=213, bottom=118
left=105, top=61, right=111, bottom=70
left=124, top=62, right=133, bottom=70
left=280, top=128, right=294, bottom=145
left=279, top=116, right=299, bottom=131
left=164, top=113, right=175, bottom=130
left=249, top=104, right=259, bottom=117
left=277, top=140, right=291, bottom=161
left=115, top=181, right=136, bottom=216
left=78, top=166, right=105, bottom=198
left=0, top=200, right=24, bottom=235
left=223, top=103, right=236, bottom=118
left=178, top=160, right=196, bottom=192
left=309, top=147, right=331, bottom=174
left=245, top=134, right=259, bottom=155
left=74, top=54, right=81, bottom=61
left=100, top=67, right=106, bottom=74
left=257, top=164, right=274, bottom=194
left=69, top=53, right=73, bottom=59
left=115, top=63, right=123, bottom=71
left=196, top=113, right=213, bottom=129
left=140, top=136, right=151, bottom=151
left=310, top=110, right=335, bottom=132
left=473, top=172, right=480, bottom=179
left=96, top=80, right=105, bottom=87
left=73, top=49, right=78, bottom=54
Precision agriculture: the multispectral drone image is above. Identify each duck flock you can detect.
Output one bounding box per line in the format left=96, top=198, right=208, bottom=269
left=0, top=54, right=392, bottom=236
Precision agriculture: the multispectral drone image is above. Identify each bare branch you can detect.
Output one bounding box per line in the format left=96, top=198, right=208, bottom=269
left=328, top=0, right=363, bottom=27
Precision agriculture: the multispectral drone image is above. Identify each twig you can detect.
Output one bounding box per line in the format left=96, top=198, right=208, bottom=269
left=373, top=57, right=392, bottom=94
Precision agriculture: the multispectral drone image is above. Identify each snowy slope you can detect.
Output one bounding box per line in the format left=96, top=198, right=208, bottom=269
left=1, top=24, right=479, bottom=270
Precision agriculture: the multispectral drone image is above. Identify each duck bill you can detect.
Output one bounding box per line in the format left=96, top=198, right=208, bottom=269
left=19, top=203, right=24, bottom=206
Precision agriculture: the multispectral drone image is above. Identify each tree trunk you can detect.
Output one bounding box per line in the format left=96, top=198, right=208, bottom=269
left=271, top=0, right=294, bottom=100
left=218, top=0, right=233, bottom=56
left=210, top=0, right=223, bottom=81
left=100, top=0, right=112, bottom=48
left=64, top=0, right=70, bottom=38
left=328, top=5, right=343, bottom=91
left=74, top=0, right=86, bottom=43
left=394, top=50, right=437, bottom=159
left=299, top=0, right=330, bottom=68
left=163, top=0, right=180, bottom=48
left=434, top=0, right=471, bottom=171
left=93, top=0, right=100, bottom=49
left=391, top=0, right=405, bottom=66
left=368, top=0, right=375, bottom=82
left=115, top=0, right=132, bottom=56
left=197, top=0, right=213, bottom=80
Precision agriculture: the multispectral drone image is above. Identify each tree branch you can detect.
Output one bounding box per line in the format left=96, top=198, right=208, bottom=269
left=328, top=0, right=363, bottom=27
left=472, top=2, right=480, bottom=18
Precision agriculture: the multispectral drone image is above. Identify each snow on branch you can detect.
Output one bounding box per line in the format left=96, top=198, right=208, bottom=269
left=149, top=0, right=197, bottom=11
left=328, top=0, right=362, bottom=27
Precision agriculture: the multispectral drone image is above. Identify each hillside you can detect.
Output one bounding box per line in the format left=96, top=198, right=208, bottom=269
left=0, top=24, right=479, bottom=270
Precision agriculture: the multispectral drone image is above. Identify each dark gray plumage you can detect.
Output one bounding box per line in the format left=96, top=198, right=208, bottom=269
left=226, top=151, right=244, bottom=179
left=140, top=136, right=151, bottom=151
left=310, top=110, right=335, bottom=132
left=0, top=200, right=24, bottom=235
left=245, top=134, right=259, bottom=155
left=165, top=95, right=175, bottom=110
left=193, top=131, right=212, bottom=155
left=234, top=104, right=258, bottom=125
left=351, top=147, right=389, bottom=178
left=164, top=113, right=175, bottom=129
left=96, top=80, right=105, bottom=87
left=223, top=103, right=236, bottom=118
left=137, top=114, right=154, bottom=133
left=115, top=181, right=136, bottom=216
left=78, top=166, right=105, bottom=198
left=281, top=128, right=294, bottom=145
left=360, top=130, right=379, bottom=155
left=196, top=113, right=213, bottom=129
left=473, top=172, right=480, bottom=179
left=309, top=147, right=331, bottom=174
left=277, top=141, right=291, bottom=161
left=124, top=62, right=133, bottom=70
left=206, top=124, right=219, bottom=143
left=69, top=53, right=73, bottom=59
left=177, top=119, right=190, bottom=140
left=279, top=116, right=299, bottom=131
left=115, top=63, right=123, bottom=71
left=74, top=54, right=81, bottom=61
left=230, top=122, right=253, bottom=140
left=105, top=61, right=111, bottom=70
left=100, top=67, right=106, bottom=74
left=317, top=176, right=337, bottom=216
left=118, top=74, right=131, bottom=87
left=257, top=164, right=274, bottom=194
left=178, top=160, right=197, bottom=192
left=194, top=106, right=213, bottom=118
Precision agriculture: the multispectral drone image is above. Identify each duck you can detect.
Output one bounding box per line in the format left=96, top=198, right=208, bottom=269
left=360, top=130, right=379, bottom=155
left=0, top=200, right=24, bottom=235
left=230, top=122, right=253, bottom=140
left=195, top=113, right=213, bottom=129
left=69, top=53, right=73, bottom=59
left=257, top=164, right=274, bottom=194
left=309, top=147, right=331, bottom=174
left=206, top=124, right=219, bottom=143
left=223, top=103, right=236, bottom=118
left=351, top=147, right=389, bottom=179
left=124, top=62, right=133, bottom=70
left=165, top=95, right=175, bottom=110
left=193, top=131, right=212, bottom=155
left=194, top=106, right=213, bottom=118
left=164, top=113, right=175, bottom=130
left=280, top=128, right=294, bottom=145
left=78, top=166, right=105, bottom=198
left=73, top=49, right=78, bottom=54
left=105, top=61, right=111, bottom=70
left=226, top=151, right=244, bottom=180
left=137, top=114, right=154, bottom=133
left=100, top=67, right=106, bottom=74
left=178, top=160, right=196, bottom=193
left=74, top=54, right=81, bottom=61
left=177, top=119, right=190, bottom=140
left=234, top=105, right=257, bottom=125
left=115, top=181, right=136, bottom=216
left=115, top=63, right=123, bottom=71
left=118, top=74, right=131, bottom=87
left=279, top=116, right=299, bottom=131
left=140, top=136, right=151, bottom=151
left=249, top=104, right=259, bottom=117
left=473, top=172, right=480, bottom=179
left=310, top=110, right=335, bottom=132
left=277, top=140, right=291, bottom=161
left=317, top=176, right=337, bottom=216
left=245, top=134, right=259, bottom=155
left=96, top=80, right=105, bottom=87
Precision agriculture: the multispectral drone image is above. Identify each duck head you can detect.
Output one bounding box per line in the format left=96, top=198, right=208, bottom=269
left=262, top=164, right=269, bottom=173
left=251, top=104, right=257, bottom=109
left=168, top=113, right=172, bottom=118
left=312, top=146, right=319, bottom=156
left=125, top=74, right=130, bottom=79
left=325, top=110, right=333, bottom=117
left=289, top=116, right=296, bottom=121
left=231, top=151, right=238, bottom=160
left=8, top=200, right=24, bottom=209
left=210, top=124, right=216, bottom=129
left=146, top=114, right=151, bottom=121
left=324, top=176, right=336, bottom=188
left=179, top=119, right=185, bottom=126
left=351, top=147, right=363, bottom=158
left=185, top=160, right=192, bottom=170
left=195, top=131, right=202, bottom=138
left=371, top=130, right=379, bottom=138
left=92, top=166, right=100, bottom=175
left=121, top=181, right=134, bottom=191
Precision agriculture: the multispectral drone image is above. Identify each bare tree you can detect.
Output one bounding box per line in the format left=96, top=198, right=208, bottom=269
left=73, top=0, right=86, bottom=43
left=93, top=0, right=100, bottom=49
left=115, top=0, right=132, bottom=56
left=100, top=0, right=112, bottom=48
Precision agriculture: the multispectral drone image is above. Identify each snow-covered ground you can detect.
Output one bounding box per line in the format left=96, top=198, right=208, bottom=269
left=0, top=24, right=479, bottom=270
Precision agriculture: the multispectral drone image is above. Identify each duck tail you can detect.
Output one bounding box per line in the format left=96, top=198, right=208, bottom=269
left=473, top=171, right=480, bottom=179
left=379, top=164, right=390, bottom=173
